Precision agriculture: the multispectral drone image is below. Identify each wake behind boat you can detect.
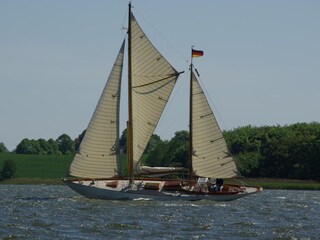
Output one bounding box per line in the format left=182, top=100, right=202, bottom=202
left=63, top=3, right=262, bottom=201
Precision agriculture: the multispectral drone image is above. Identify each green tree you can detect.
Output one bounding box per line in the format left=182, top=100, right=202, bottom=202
left=166, top=131, right=189, bottom=167
left=74, top=130, right=86, bottom=152
left=38, top=138, right=51, bottom=155
left=16, top=138, right=62, bottom=155
left=47, top=138, right=60, bottom=155
left=234, top=152, right=261, bottom=177
left=144, top=130, right=189, bottom=168
left=16, top=138, right=33, bottom=154
left=0, top=142, right=8, bottom=153
left=144, top=141, right=169, bottom=167
left=56, top=134, right=75, bottom=155
left=119, top=129, right=127, bottom=153
left=224, top=122, right=320, bottom=179
left=145, top=134, right=162, bottom=154
left=1, top=159, right=17, bottom=179
left=308, top=135, right=320, bottom=180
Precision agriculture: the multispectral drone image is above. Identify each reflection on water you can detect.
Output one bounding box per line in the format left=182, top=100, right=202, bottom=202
left=0, top=185, right=319, bottom=239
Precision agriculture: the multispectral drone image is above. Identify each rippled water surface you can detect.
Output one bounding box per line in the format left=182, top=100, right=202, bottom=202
left=0, top=185, right=319, bottom=239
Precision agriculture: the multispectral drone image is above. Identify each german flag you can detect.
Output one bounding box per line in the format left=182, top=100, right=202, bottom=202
left=192, top=49, right=204, bottom=58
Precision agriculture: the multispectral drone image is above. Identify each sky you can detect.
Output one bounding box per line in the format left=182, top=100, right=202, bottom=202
left=1, top=0, right=319, bottom=151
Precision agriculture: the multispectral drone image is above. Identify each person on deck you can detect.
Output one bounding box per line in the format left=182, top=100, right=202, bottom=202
left=216, top=178, right=224, bottom=192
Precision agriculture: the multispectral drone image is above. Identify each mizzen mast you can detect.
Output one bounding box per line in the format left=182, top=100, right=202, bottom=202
left=189, top=47, right=204, bottom=181
left=188, top=47, right=194, bottom=181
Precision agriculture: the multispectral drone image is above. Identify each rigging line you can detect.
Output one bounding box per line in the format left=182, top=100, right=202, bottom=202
left=193, top=65, right=227, bottom=128
left=132, top=72, right=183, bottom=89
left=133, top=80, right=174, bottom=95
left=131, top=4, right=188, bottom=66
left=121, top=5, right=129, bottom=36
left=155, top=67, right=189, bottom=137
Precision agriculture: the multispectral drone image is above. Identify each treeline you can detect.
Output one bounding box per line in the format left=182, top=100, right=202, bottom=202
left=224, top=122, right=320, bottom=180
left=124, top=122, right=320, bottom=180
left=1, top=122, right=319, bottom=180
left=0, top=133, right=82, bottom=155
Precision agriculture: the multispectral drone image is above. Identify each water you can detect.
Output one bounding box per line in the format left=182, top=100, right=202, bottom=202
left=0, top=185, right=319, bottom=240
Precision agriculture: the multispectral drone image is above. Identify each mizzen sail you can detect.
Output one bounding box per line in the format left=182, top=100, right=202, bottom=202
left=191, top=71, right=240, bottom=178
left=69, top=40, right=125, bottom=178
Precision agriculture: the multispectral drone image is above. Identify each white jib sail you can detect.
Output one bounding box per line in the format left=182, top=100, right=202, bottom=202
left=130, top=13, right=180, bottom=169
left=191, top=72, right=240, bottom=179
left=69, top=40, right=125, bottom=178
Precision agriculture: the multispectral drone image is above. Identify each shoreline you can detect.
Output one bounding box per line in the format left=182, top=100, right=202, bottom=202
left=242, top=178, right=320, bottom=191
left=1, top=178, right=320, bottom=190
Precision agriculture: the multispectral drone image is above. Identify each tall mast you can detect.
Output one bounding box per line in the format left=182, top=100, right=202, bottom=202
left=188, top=47, right=194, bottom=181
left=127, top=2, right=134, bottom=183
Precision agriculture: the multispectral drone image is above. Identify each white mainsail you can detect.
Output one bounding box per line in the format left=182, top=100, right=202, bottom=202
left=191, top=71, right=240, bottom=178
left=130, top=13, right=181, bottom=169
left=69, top=41, right=125, bottom=178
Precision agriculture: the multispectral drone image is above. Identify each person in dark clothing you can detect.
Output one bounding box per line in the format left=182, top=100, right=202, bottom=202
left=216, top=178, right=224, bottom=191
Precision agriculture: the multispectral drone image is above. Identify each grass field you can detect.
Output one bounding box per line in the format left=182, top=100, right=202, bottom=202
left=243, top=178, right=320, bottom=191
left=0, top=153, right=128, bottom=184
left=1, top=153, right=320, bottom=190
left=0, top=153, right=73, bottom=180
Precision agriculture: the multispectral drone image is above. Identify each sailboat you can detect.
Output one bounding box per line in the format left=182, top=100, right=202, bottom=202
left=63, top=3, right=262, bottom=201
